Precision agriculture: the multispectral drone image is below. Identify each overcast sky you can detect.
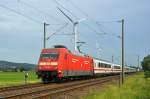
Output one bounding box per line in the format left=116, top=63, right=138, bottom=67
left=0, top=0, right=150, bottom=66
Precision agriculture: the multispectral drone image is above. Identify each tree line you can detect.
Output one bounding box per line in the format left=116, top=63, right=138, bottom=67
left=141, top=55, right=150, bottom=77
left=0, top=60, right=36, bottom=72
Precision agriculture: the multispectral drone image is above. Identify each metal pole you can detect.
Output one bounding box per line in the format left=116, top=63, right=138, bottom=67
left=138, top=55, right=140, bottom=71
left=44, top=22, right=46, bottom=48
left=73, top=23, right=78, bottom=52
left=121, top=19, right=124, bottom=84
left=112, top=55, right=114, bottom=63
left=43, top=22, right=49, bottom=48
left=119, top=72, right=121, bottom=87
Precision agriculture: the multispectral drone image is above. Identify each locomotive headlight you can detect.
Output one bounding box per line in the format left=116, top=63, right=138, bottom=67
left=39, top=62, right=58, bottom=66
left=58, top=70, right=62, bottom=73
left=46, top=62, right=51, bottom=65
left=50, top=62, right=58, bottom=65
left=39, top=62, right=46, bottom=65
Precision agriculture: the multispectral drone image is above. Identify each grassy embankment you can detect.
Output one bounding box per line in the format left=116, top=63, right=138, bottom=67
left=0, top=71, right=40, bottom=87
left=83, top=72, right=150, bottom=99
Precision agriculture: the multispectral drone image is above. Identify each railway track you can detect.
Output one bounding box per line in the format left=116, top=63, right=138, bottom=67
left=0, top=83, right=44, bottom=93
left=0, top=75, right=120, bottom=99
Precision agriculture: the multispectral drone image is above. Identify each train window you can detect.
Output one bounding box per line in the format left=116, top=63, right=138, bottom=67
left=105, top=64, right=107, bottom=68
left=101, top=63, right=105, bottom=68
left=98, top=63, right=101, bottom=68
left=114, top=66, right=121, bottom=69
left=104, top=64, right=107, bottom=68
left=107, top=65, right=109, bottom=68
left=109, top=65, right=111, bottom=68
left=103, top=63, right=106, bottom=68
left=101, top=63, right=103, bottom=67
left=106, top=64, right=111, bottom=68
left=40, top=52, right=59, bottom=60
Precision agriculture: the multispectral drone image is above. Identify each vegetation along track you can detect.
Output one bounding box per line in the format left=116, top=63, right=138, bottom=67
left=0, top=75, right=120, bottom=99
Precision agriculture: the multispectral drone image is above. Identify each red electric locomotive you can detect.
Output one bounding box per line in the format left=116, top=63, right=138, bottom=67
left=36, top=45, right=94, bottom=83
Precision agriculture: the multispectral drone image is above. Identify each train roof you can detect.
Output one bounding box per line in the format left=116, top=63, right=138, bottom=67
left=53, top=45, right=68, bottom=49
left=41, top=47, right=91, bottom=58
left=93, top=57, right=111, bottom=63
left=41, top=48, right=68, bottom=53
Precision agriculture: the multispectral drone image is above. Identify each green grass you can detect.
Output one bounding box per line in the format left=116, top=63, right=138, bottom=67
left=83, top=72, right=150, bottom=99
left=0, top=71, right=40, bottom=87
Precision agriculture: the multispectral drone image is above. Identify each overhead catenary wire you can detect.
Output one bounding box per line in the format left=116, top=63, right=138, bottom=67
left=0, top=4, right=43, bottom=24
left=0, top=2, right=70, bottom=47
left=17, top=0, right=74, bottom=39
left=52, top=0, right=111, bottom=53
left=46, top=23, right=70, bottom=40
left=53, top=0, right=120, bottom=63
left=67, top=0, right=90, bottom=19
left=95, top=20, right=122, bottom=38
left=54, top=0, right=107, bottom=36
left=52, top=0, right=79, bottom=20
left=18, top=0, right=65, bottom=24
left=96, top=20, right=121, bottom=23
left=55, top=1, right=121, bottom=55
left=96, top=22, right=122, bottom=39
left=66, top=0, right=118, bottom=36
left=67, top=1, right=104, bottom=29
left=53, top=0, right=102, bottom=34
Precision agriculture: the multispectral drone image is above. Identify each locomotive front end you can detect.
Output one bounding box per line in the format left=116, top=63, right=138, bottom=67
left=37, top=49, right=60, bottom=83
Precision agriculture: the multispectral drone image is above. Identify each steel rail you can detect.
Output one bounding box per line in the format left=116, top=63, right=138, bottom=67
left=0, top=83, right=44, bottom=93
left=0, top=75, right=119, bottom=99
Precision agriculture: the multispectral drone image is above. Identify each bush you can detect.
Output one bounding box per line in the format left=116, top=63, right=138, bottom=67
left=144, top=71, right=150, bottom=78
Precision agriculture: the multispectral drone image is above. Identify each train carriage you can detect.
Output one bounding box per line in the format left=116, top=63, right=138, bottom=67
left=112, top=64, right=122, bottom=73
left=36, top=45, right=137, bottom=83
left=93, top=58, right=113, bottom=74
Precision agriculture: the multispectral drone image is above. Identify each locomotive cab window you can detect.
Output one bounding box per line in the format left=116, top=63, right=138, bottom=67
left=40, top=52, right=59, bottom=60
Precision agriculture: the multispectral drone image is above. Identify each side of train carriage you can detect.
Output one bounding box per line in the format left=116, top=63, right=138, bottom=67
left=93, top=59, right=136, bottom=74
left=36, top=45, right=136, bottom=83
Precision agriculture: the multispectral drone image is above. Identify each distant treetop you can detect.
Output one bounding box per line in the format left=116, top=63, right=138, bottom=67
left=141, top=54, right=150, bottom=71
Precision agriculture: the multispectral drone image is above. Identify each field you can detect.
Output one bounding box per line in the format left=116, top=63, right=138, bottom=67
left=83, top=72, right=150, bottom=99
left=0, top=71, right=40, bottom=87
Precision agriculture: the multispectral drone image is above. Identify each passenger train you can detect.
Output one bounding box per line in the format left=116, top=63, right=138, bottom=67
left=36, top=45, right=136, bottom=83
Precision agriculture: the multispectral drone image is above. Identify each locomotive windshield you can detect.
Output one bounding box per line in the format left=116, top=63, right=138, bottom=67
left=40, top=52, right=59, bottom=60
